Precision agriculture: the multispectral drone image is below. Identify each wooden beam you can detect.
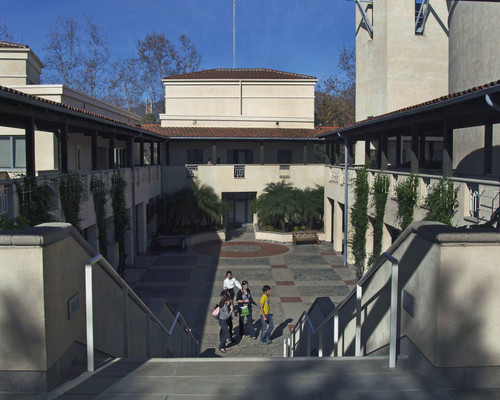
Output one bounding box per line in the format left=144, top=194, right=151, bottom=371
left=442, top=120, right=453, bottom=177
left=61, top=123, right=68, bottom=172
left=25, top=116, right=35, bottom=176
left=484, top=124, right=493, bottom=175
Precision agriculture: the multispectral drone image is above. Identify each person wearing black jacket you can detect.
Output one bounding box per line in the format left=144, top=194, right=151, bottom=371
left=236, top=280, right=257, bottom=340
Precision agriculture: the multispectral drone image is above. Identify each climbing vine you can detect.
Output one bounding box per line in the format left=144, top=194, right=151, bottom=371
left=14, top=176, right=54, bottom=226
left=395, top=174, right=419, bottom=231
left=350, top=166, right=369, bottom=280
left=368, top=173, right=389, bottom=266
left=91, top=174, right=108, bottom=258
left=423, top=177, right=459, bottom=225
left=59, top=172, right=83, bottom=230
left=111, top=169, right=129, bottom=276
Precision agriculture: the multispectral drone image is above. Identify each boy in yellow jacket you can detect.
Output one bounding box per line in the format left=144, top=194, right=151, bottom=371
left=259, top=285, right=274, bottom=344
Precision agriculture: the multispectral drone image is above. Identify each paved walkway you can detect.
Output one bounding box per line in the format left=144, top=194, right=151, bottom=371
left=125, top=226, right=356, bottom=358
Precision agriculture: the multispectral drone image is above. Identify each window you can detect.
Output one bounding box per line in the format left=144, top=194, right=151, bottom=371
left=0, top=136, right=26, bottom=168
left=114, top=148, right=126, bottom=168
left=143, top=142, right=152, bottom=165
left=227, top=149, right=253, bottom=164
left=187, top=149, right=203, bottom=164
left=277, top=149, right=292, bottom=164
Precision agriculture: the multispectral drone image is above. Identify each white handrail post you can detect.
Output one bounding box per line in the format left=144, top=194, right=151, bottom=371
left=146, top=315, right=151, bottom=358
left=318, top=329, right=323, bottom=357
left=85, top=262, right=94, bottom=372
left=334, top=313, right=339, bottom=357
left=355, top=284, right=362, bottom=357
left=389, top=258, right=399, bottom=368
left=307, top=324, right=311, bottom=356
left=123, top=287, right=129, bottom=357
left=283, top=338, right=287, bottom=357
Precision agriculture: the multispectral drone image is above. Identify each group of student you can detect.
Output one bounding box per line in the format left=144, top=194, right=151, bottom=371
left=217, top=270, right=274, bottom=353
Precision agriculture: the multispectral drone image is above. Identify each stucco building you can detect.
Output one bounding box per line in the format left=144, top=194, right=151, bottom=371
left=322, top=0, right=500, bottom=263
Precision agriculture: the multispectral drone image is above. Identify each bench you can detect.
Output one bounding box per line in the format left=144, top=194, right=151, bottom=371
left=152, top=234, right=187, bottom=252
left=292, top=230, right=320, bottom=246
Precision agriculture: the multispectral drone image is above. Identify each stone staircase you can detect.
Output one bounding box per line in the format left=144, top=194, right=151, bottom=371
left=25, top=356, right=499, bottom=400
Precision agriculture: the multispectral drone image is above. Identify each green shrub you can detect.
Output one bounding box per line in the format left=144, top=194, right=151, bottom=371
left=14, top=176, right=54, bottom=226
left=368, top=173, right=389, bottom=266
left=59, top=172, right=83, bottom=230
left=423, top=177, right=459, bottom=225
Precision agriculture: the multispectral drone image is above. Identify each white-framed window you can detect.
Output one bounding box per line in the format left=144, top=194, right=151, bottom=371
left=0, top=136, right=26, bottom=168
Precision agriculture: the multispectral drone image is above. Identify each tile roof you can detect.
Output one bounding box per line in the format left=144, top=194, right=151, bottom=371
left=0, top=85, right=158, bottom=137
left=321, top=79, right=500, bottom=136
left=141, top=125, right=331, bottom=140
left=0, top=40, right=29, bottom=49
left=164, top=68, right=316, bottom=81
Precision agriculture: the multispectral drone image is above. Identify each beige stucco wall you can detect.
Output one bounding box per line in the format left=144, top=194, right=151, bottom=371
left=161, top=80, right=316, bottom=129
left=436, top=244, right=500, bottom=367
left=356, top=0, right=448, bottom=122
left=164, top=164, right=325, bottom=197
left=0, top=48, right=42, bottom=86
left=447, top=2, right=500, bottom=176
left=0, top=246, right=46, bottom=371
left=448, top=1, right=500, bottom=93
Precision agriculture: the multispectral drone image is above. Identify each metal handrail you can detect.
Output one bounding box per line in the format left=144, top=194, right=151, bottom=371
left=285, top=252, right=400, bottom=368
left=85, top=254, right=198, bottom=372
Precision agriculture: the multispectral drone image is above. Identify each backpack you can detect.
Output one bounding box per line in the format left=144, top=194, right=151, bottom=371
left=212, top=306, right=220, bottom=319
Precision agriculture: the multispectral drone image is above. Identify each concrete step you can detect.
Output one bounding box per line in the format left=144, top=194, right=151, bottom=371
left=27, top=356, right=489, bottom=400
left=2, top=357, right=499, bottom=399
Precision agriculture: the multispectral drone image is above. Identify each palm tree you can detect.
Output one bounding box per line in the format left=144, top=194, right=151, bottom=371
left=190, top=181, right=225, bottom=229
left=252, top=181, right=302, bottom=232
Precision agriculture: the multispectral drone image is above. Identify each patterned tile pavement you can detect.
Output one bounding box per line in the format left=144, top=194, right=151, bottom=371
left=125, top=228, right=356, bottom=358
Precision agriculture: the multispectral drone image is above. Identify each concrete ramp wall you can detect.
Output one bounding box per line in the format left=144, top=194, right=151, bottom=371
left=0, top=223, right=196, bottom=392
left=333, top=222, right=500, bottom=370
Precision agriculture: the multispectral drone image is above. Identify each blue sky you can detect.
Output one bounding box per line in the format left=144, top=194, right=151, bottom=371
left=1, top=0, right=355, bottom=82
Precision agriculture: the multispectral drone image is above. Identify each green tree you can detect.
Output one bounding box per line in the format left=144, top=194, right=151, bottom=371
left=350, top=166, right=369, bottom=280
left=299, top=185, right=324, bottom=230
left=423, top=177, right=459, bottom=225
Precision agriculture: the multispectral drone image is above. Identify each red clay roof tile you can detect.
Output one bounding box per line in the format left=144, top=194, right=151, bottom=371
left=141, top=125, right=330, bottom=140
left=164, top=68, right=316, bottom=81
left=327, top=78, right=500, bottom=133
left=0, top=40, right=29, bottom=49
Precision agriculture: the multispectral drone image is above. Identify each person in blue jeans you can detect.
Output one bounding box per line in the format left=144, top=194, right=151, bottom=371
left=218, top=294, right=233, bottom=353
left=259, top=285, right=274, bottom=344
